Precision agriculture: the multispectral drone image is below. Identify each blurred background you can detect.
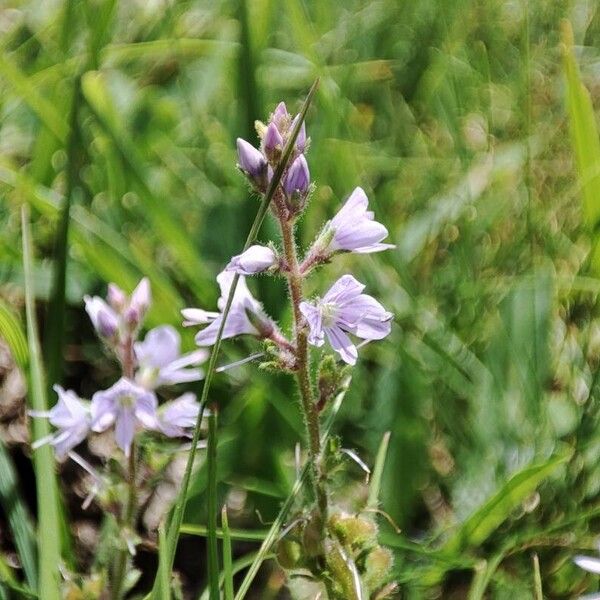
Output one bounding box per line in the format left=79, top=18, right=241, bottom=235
left=2, top=0, right=600, bottom=597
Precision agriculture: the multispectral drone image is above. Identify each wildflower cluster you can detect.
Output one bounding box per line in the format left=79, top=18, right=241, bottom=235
left=30, top=279, right=206, bottom=597
left=184, top=101, right=396, bottom=597
left=32, top=279, right=205, bottom=459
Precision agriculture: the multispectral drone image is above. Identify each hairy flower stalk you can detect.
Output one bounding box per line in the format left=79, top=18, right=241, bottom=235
left=184, top=92, right=395, bottom=597
left=279, top=206, right=329, bottom=524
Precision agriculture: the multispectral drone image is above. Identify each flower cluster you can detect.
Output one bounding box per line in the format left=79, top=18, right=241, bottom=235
left=31, top=279, right=206, bottom=459
left=185, top=102, right=394, bottom=366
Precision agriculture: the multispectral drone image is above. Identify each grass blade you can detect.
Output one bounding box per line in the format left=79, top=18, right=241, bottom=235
left=157, top=523, right=170, bottom=600
left=207, top=410, right=219, bottom=599
left=21, top=205, right=62, bottom=600
left=179, top=525, right=267, bottom=542
left=153, top=79, right=319, bottom=597
left=0, top=443, right=37, bottom=590
left=0, top=299, right=28, bottom=371
left=367, top=431, right=391, bottom=509
left=221, top=507, right=234, bottom=600
left=561, top=20, right=600, bottom=232
left=43, top=75, right=81, bottom=390
left=532, top=553, right=542, bottom=600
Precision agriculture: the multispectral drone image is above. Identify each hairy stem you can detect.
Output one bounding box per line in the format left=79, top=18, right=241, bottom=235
left=279, top=214, right=328, bottom=522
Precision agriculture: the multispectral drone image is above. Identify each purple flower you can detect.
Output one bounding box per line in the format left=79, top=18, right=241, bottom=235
left=135, top=326, right=208, bottom=389
left=225, top=245, right=277, bottom=276
left=30, top=386, right=91, bottom=459
left=322, top=187, right=395, bottom=254
left=84, top=296, right=119, bottom=338
left=284, top=154, right=310, bottom=198
left=299, top=275, right=393, bottom=365
left=157, top=393, right=202, bottom=438
left=91, top=378, right=158, bottom=456
left=263, top=122, right=283, bottom=161
left=236, top=138, right=268, bottom=187
left=184, top=271, right=274, bottom=346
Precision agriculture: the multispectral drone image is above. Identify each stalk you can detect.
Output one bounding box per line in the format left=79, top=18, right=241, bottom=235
left=279, top=214, right=328, bottom=523
left=110, top=333, right=138, bottom=600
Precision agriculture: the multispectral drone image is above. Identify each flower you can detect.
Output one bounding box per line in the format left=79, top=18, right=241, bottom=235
left=236, top=138, right=268, bottom=188
left=320, top=187, right=395, bottom=255
left=574, top=544, right=600, bottom=599
left=181, top=308, right=220, bottom=327
left=225, top=245, right=278, bottom=276
left=284, top=154, right=310, bottom=198
left=183, top=271, right=274, bottom=346
left=299, top=275, right=393, bottom=365
left=157, top=393, right=202, bottom=438
left=85, top=277, right=152, bottom=338
left=135, top=326, right=207, bottom=389
left=84, top=296, right=119, bottom=338
left=91, top=378, right=158, bottom=456
left=30, top=386, right=91, bottom=459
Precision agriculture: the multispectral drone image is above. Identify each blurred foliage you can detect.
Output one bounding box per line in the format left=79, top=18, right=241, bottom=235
left=3, top=0, right=600, bottom=597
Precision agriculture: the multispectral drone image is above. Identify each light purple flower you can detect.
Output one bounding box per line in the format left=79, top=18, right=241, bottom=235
left=157, top=393, right=202, bottom=438
left=299, top=275, right=393, bottom=365
left=225, top=245, right=277, bottom=276
left=30, top=386, right=91, bottom=459
left=91, top=378, right=157, bottom=456
left=284, top=154, right=310, bottom=198
left=84, top=296, right=119, bottom=338
left=322, top=187, right=395, bottom=254
left=134, top=326, right=207, bottom=389
left=184, top=271, right=273, bottom=346
left=237, top=138, right=267, bottom=179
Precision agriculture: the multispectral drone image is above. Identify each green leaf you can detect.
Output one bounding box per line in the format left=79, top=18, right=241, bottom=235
left=0, top=443, right=37, bottom=590
left=443, top=449, right=572, bottom=553
left=0, top=299, right=28, bottom=371
left=561, top=20, right=600, bottom=232
left=207, top=411, right=220, bottom=599
left=367, top=431, right=391, bottom=508
left=221, top=507, right=234, bottom=600
left=21, top=206, right=62, bottom=600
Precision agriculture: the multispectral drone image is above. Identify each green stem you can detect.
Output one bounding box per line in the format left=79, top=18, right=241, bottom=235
left=279, top=215, right=328, bottom=522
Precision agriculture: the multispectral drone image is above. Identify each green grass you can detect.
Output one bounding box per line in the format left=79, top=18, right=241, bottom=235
left=1, top=0, right=600, bottom=597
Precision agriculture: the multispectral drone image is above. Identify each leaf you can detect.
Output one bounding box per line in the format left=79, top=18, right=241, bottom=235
left=443, top=449, right=572, bottom=553
left=0, top=442, right=37, bottom=590
left=561, top=20, right=600, bottom=232
left=221, top=507, right=234, bottom=600
left=368, top=431, right=391, bottom=508
left=0, top=299, right=28, bottom=370
left=21, top=206, right=62, bottom=600
left=206, top=411, right=220, bottom=599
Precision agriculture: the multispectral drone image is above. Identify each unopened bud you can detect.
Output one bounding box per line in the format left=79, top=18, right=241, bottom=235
left=291, top=114, right=307, bottom=152
left=236, top=138, right=268, bottom=190
left=107, top=283, right=127, bottom=310
left=263, top=122, right=283, bottom=163
left=283, top=155, right=310, bottom=214
left=97, top=309, right=118, bottom=338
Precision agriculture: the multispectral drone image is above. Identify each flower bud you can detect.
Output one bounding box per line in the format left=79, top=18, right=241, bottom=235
left=107, top=283, right=127, bottom=310
left=291, top=114, right=307, bottom=152
left=236, top=138, right=268, bottom=190
left=130, top=278, right=151, bottom=315
left=97, top=308, right=118, bottom=338
left=329, top=512, right=378, bottom=549
left=263, top=122, right=283, bottom=163
left=364, top=546, right=394, bottom=592
left=225, top=245, right=278, bottom=275
left=283, top=154, right=310, bottom=213
left=272, top=101, right=289, bottom=123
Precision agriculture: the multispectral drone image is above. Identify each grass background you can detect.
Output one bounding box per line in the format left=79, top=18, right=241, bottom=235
left=1, top=0, right=600, bottom=597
